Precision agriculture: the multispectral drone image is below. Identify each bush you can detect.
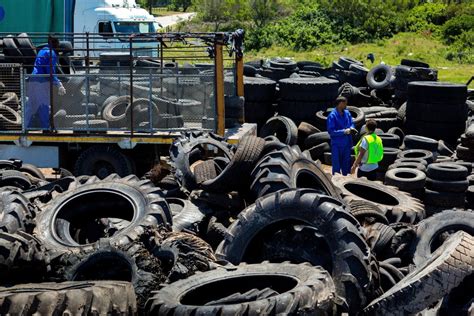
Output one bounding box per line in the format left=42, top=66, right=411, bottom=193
left=446, top=29, right=474, bottom=64
left=404, top=3, right=448, bottom=33
left=442, top=14, right=474, bottom=44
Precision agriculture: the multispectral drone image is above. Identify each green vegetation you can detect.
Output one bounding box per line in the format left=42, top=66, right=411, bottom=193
left=144, top=0, right=474, bottom=83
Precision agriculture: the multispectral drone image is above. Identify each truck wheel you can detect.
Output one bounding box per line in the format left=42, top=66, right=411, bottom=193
left=0, top=281, right=137, bottom=315
left=74, top=145, right=134, bottom=178
left=33, top=174, right=172, bottom=255
left=145, top=263, right=339, bottom=315
left=19, top=163, right=45, bottom=180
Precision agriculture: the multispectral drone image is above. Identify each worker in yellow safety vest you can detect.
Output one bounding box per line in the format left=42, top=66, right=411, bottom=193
left=351, top=119, right=384, bottom=180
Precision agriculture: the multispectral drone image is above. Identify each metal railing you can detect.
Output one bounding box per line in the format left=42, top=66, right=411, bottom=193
left=0, top=31, right=244, bottom=135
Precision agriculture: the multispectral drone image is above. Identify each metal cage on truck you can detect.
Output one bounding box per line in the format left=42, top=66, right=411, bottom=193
left=0, top=31, right=253, bottom=174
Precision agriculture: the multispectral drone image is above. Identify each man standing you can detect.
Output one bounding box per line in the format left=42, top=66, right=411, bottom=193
left=327, top=96, right=355, bottom=175
left=351, top=119, right=384, bottom=180
left=26, top=35, right=66, bottom=129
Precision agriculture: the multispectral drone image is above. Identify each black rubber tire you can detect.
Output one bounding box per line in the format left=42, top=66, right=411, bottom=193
left=101, top=95, right=131, bottom=128
left=406, top=101, right=468, bottom=123
left=456, top=144, right=474, bottom=161
left=278, top=77, right=339, bottom=102
left=201, top=136, right=265, bottom=193
left=349, top=63, right=369, bottom=77
left=379, top=147, right=402, bottom=170
left=216, top=189, right=371, bottom=311
left=297, top=122, right=320, bottom=147
left=401, top=59, right=429, bottom=68
left=2, top=37, right=22, bottom=63
left=424, top=189, right=465, bottom=208
left=0, top=190, right=32, bottom=234
left=193, top=160, right=217, bottom=185
left=388, top=162, right=427, bottom=173
left=169, top=132, right=234, bottom=192
left=269, top=58, right=297, bottom=71
left=371, top=117, right=398, bottom=131
left=332, top=175, right=425, bottom=224
left=171, top=199, right=208, bottom=233
left=0, top=231, right=50, bottom=284
left=425, top=177, right=468, bottom=193
left=250, top=146, right=340, bottom=199
left=243, top=76, right=276, bottom=102
left=404, top=119, right=464, bottom=144
left=19, top=163, right=45, bottom=180
left=397, top=149, right=434, bottom=164
left=34, top=174, right=172, bottom=255
left=72, top=119, right=109, bottom=130
left=438, top=140, right=455, bottom=156
left=413, top=210, right=474, bottom=266
left=384, top=168, right=426, bottom=191
left=426, top=163, right=468, bottom=181
left=348, top=199, right=389, bottom=225
left=145, top=263, right=339, bottom=315
left=364, top=231, right=473, bottom=315
left=394, top=157, right=428, bottom=166
left=0, top=280, right=137, bottom=315
left=377, top=133, right=401, bottom=148
left=74, top=145, right=134, bottom=179
left=339, top=56, right=363, bottom=69
left=387, top=127, right=405, bottom=143
left=308, top=142, right=331, bottom=160
left=367, top=64, right=393, bottom=89
left=315, top=106, right=365, bottom=131
left=304, top=131, right=331, bottom=148
left=403, top=135, right=438, bottom=151
left=0, top=170, right=32, bottom=190
left=407, top=81, right=467, bottom=104
left=259, top=116, right=298, bottom=146
left=54, top=242, right=161, bottom=311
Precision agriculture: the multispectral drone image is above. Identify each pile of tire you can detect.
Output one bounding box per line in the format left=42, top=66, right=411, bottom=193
left=277, top=77, right=339, bottom=126
left=243, top=76, right=276, bottom=128
left=424, top=163, right=469, bottom=210
left=404, top=81, right=468, bottom=143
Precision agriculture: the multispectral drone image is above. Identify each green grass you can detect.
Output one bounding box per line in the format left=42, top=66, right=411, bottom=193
left=246, top=32, right=473, bottom=84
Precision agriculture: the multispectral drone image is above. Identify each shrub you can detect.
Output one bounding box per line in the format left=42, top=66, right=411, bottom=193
left=441, top=14, right=474, bottom=44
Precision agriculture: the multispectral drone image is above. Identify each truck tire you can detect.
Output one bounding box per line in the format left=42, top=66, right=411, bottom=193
left=169, top=132, right=234, bottom=192
left=384, top=168, right=426, bottom=191
left=0, top=281, right=137, bottom=315
left=201, top=136, right=265, bottom=193
left=348, top=199, right=389, bottom=225
left=424, top=189, right=466, bottom=208
left=19, top=163, right=45, bottom=180
left=269, top=58, right=297, bottom=70
left=55, top=242, right=161, bottom=311
left=0, top=190, right=33, bottom=234
left=171, top=199, right=208, bottom=233
left=425, top=178, right=468, bottom=193
left=407, top=81, right=467, bottom=104
left=216, top=189, right=371, bottom=311
left=426, top=163, right=468, bottom=181
left=243, top=76, right=276, bottom=102
left=401, top=59, right=429, bottom=68
left=403, top=135, right=438, bottom=151
left=304, top=131, right=331, bottom=148
left=364, top=231, right=473, bottom=315
left=412, top=210, right=474, bottom=266
left=367, top=65, right=393, bottom=89
left=34, top=174, right=172, bottom=255
left=388, top=162, right=427, bottom=173
left=74, top=145, right=134, bottom=178
left=249, top=146, right=340, bottom=199
left=145, top=263, right=338, bottom=315
left=397, top=149, right=434, bottom=164
left=101, top=95, right=131, bottom=128
left=332, top=175, right=425, bottom=224
left=259, top=116, right=298, bottom=145
left=378, top=133, right=401, bottom=148
left=2, top=37, right=22, bottom=63
left=0, top=231, right=50, bottom=284
left=279, top=77, right=339, bottom=102
left=0, top=170, right=32, bottom=190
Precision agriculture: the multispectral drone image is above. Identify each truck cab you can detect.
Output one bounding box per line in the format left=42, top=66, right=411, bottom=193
left=74, top=0, right=159, bottom=57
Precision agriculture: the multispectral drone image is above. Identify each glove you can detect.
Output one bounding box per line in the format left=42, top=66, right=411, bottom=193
left=344, top=128, right=351, bottom=135
left=58, top=83, right=66, bottom=96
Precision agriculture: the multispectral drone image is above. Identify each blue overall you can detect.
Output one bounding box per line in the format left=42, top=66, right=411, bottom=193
left=327, top=108, right=354, bottom=175
left=26, top=46, right=60, bottom=129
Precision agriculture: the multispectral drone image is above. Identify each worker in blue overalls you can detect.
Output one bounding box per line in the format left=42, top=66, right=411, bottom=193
left=327, top=96, right=355, bottom=175
left=26, top=35, right=66, bottom=129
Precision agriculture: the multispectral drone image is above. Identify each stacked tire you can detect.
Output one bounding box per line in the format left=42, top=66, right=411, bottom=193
left=384, top=167, right=426, bottom=200
left=277, top=77, right=339, bottom=126
left=405, top=82, right=468, bottom=143
left=425, top=163, right=469, bottom=211
left=243, top=77, right=276, bottom=128
left=392, top=64, right=437, bottom=105
left=457, top=124, right=474, bottom=162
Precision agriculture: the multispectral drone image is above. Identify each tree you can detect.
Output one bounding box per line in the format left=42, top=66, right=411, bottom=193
left=171, top=0, right=193, bottom=11
left=195, top=0, right=232, bottom=31
left=249, top=0, right=280, bottom=28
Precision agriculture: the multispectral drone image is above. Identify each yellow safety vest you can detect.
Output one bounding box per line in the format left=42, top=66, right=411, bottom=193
left=354, top=133, right=384, bottom=163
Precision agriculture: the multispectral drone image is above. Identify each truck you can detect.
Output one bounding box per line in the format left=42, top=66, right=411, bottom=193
left=0, top=30, right=252, bottom=178
left=0, top=0, right=160, bottom=57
